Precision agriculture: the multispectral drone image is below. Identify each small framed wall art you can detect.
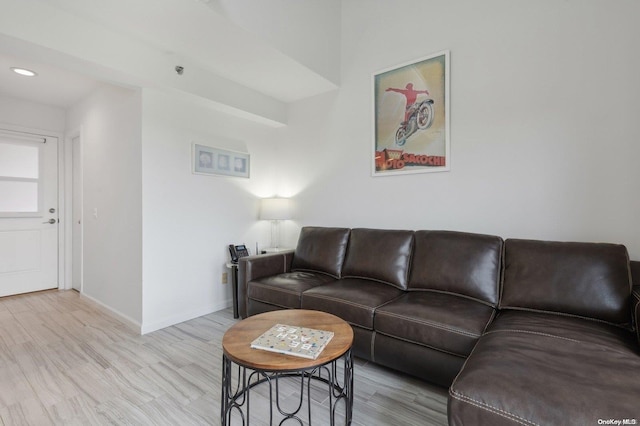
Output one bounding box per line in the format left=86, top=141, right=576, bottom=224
left=192, top=143, right=250, bottom=178
left=372, top=50, right=450, bottom=176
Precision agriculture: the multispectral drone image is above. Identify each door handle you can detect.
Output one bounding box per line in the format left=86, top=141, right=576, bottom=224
left=43, top=218, right=56, bottom=224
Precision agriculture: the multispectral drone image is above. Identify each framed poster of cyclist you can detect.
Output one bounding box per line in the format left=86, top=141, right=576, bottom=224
left=372, top=50, right=450, bottom=176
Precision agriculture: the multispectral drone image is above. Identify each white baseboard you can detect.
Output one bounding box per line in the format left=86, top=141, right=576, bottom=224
left=79, top=292, right=142, bottom=333
left=140, top=298, right=232, bottom=335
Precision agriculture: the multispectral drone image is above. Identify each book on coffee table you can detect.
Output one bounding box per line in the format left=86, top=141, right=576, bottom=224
left=251, top=323, right=334, bottom=359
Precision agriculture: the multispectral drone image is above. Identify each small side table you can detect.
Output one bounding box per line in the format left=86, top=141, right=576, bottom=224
left=221, top=310, right=354, bottom=425
left=226, top=262, right=239, bottom=319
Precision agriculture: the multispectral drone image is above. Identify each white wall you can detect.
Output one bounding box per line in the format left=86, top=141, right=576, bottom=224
left=66, top=85, right=143, bottom=326
left=277, top=0, right=640, bottom=259
left=0, top=94, right=65, bottom=133
left=215, top=0, right=341, bottom=85
left=140, top=89, right=279, bottom=333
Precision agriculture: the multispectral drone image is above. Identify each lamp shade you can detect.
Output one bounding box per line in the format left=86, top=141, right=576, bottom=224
left=259, top=198, right=292, bottom=220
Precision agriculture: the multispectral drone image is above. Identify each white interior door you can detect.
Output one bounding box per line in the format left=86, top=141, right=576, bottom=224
left=0, top=131, right=58, bottom=297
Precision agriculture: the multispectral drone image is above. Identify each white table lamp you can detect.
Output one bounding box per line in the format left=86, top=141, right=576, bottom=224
left=260, top=198, right=292, bottom=250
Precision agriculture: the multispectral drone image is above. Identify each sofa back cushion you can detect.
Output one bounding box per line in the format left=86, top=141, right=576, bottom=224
left=291, top=227, right=350, bottom=278
left=631, top=260, right=640, bottom=287
left=501, top=239, right=632, bottom=327
left=408, top=231, right=503, bottom=306
left=341, top=228, right=414, bottom=290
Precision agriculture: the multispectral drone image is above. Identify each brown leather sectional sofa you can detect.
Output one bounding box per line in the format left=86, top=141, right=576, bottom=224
left=238, top=226, right=640, bottom=425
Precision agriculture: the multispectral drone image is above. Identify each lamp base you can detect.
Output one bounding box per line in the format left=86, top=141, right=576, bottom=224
left=270, top=220, right=280, bottom=249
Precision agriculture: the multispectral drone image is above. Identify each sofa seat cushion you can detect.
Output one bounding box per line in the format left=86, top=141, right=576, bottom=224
left=301, top=278, right=404, bottom=329
left=488, top=310, right=639, bottom=353
left=449, top=320, right=640, bottom=425
left=374, top=292, right=496, bottom=357
left=248, top=272, right=337, bottom=309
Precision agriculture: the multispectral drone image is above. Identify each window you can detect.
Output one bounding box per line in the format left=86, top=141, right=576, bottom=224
left=0, top=140, right=41, bottom=215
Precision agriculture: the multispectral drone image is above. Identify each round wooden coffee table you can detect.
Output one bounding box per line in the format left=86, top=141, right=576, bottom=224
left=221, top=309, right=354, bottom=425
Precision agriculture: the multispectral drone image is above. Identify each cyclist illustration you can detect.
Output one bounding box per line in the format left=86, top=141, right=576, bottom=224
left=384, top=82, right=435, bottom=146
left=385, top=83, right=430, bottom=123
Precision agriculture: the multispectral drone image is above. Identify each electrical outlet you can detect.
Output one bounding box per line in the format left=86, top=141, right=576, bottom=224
left=222, top=272, right=228, bottom=284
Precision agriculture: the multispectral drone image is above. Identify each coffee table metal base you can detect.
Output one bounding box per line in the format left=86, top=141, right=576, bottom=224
left=221, top=350, right=353, bottom=425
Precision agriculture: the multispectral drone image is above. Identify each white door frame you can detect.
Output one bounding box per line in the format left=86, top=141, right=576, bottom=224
left=65, top=127, right=83, bottom=292
left=0, top=122, right=66, bottom=290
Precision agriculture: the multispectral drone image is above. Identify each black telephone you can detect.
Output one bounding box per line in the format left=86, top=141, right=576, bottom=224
left=228, top=244, right=250, bottom=263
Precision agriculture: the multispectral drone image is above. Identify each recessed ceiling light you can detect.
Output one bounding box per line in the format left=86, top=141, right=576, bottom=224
left=11, top=67, right=38, bottom=77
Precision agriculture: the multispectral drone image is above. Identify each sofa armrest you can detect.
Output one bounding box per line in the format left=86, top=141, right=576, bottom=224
left=237, top=251, right=294, bottom=318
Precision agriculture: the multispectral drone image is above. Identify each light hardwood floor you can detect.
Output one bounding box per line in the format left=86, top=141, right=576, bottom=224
left=0, top=290, right=448, bottom=425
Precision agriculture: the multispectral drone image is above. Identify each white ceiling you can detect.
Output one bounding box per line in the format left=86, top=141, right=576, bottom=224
left=0, top=51, right=102, bottom=109
left=0, top=0, right=340, bottom=123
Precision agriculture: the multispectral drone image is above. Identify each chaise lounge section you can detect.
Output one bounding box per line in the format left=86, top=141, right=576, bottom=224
left=238, top=226, right=640, bottom=424
left=449, top=239, right=639, bottom=424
